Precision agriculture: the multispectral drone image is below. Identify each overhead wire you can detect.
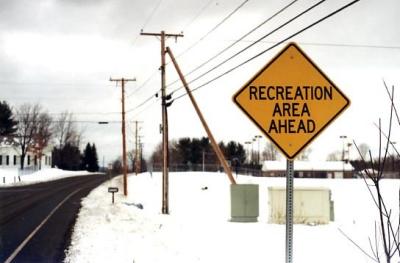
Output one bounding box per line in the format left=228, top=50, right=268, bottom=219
left=126, top=92, right=159, bottom=114
left=132, top=0, right=164, bottom=46
left=130, top=96, right=160, bottom=119
left=9, top=1, right=362, bottom=124
left=141, top=0, right=164, bottom=30
left=166, top=0, right=298, bottom=89
left=169, top=0, right=327, bottom=96
left=125, top=0, right=252, bottom=115
left=172, top=0, right=361, bottom=102
left=126, top=0, right=217, bottom=100
left=107, top=0, right=362, bottom=119
left=126, top=70, right=159, bottom=98
left=125, top=0, right=297, bottom=116
left=181, top=0, right=215, bottom=31
left=173, top=0, right=250, bottom=60
left=227, top=39, right=400, bottom=50
left=125, top=0, right=165, bottom=100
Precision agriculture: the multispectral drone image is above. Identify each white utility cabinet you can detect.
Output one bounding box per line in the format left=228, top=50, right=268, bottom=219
left=268, top=187, right=332, bottom=225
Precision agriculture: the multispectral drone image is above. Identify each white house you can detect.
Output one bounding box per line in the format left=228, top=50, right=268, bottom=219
left=262, top=160, right=355, bottom=178
left=0, top=143, right=52, bottom=171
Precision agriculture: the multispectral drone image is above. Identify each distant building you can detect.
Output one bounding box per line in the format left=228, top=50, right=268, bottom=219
left=262, top=160, right=354, bottom=178
left=0, top=142, right=52, bottom=170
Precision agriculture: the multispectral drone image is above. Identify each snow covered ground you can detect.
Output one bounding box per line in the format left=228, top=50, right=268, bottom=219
left=65, top=172, right=400, bottom=263
left=0, top=168, right=94, bottom=187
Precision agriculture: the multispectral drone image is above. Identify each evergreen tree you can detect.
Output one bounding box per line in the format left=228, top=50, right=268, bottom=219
left=82, top=143, right=92, bottom=170
left=190, top=138, right=202, bottom=164
left=81, top=143, right=99, bottom=172
left=224, top=141, right=246, bottom=167
left=177, top=137, right=191, bottom=168
left=89, top=143, right=99, bottom=172
left=0, top=101, right=17, bottom=137
left=52, top=143, right=81, bottom=171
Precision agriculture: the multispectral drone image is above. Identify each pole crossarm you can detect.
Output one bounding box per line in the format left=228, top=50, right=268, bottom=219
left=109, top=77, right=136, bottom=82
left=140, top=32, right=184, bottom=38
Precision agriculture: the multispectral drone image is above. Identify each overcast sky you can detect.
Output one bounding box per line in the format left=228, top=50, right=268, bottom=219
left=1, top=0, right=400, bottom=165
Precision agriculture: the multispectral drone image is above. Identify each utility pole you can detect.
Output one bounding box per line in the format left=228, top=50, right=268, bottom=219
left=133, top=120, right=143, bottom=175
left=109, top=77, right=136, bottom=196
left=140, top=30, right=183, bottom=214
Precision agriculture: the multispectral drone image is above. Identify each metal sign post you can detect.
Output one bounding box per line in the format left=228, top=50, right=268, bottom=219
left=232, top=42, right=351, bottom=262
left=108, top=187, right=119, bottom=204
left=286, top=159, right=294, bottom=263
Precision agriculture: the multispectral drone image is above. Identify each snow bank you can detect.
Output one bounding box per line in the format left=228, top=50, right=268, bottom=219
left=65, top=172, right=400, bottom=263
left=0, top=168, right=95, bottom=187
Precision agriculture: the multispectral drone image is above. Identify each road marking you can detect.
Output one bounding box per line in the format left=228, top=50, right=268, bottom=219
left=4, top=188, right=82, bottom=263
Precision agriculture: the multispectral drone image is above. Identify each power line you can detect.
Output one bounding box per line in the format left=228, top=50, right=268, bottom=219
left=166, top=0, right=298, bottom=89
left=169, top=0, right=326, bottom=96
left=48, top=111, right=121, bottom=116
left=132, top=0, right=165, bottom=46
left=173, top=0, right=361, bottom=102
left=112, top=0, right=363, bottom=119
left=126, top=70, right=159, bottom=98
left=125, top=0, right=249, bottom=108
left=181, top=0, right=215, bottom=31
left=225, top=39, right=400, bottom=50
left=126, top=91, right=159, bottom=114
left=0, top=81, right=109, bottom=86
left=141, top=0, right=164, bottom=30
left=125, top=0, right=298, bottom=115
left=124, top=0, right=249, bottom=112
left=174, top=0, right=250, bottom=60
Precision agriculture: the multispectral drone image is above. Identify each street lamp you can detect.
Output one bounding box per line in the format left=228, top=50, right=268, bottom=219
left=391, top=141, right=396, bottom=172
left=339, top=135, right=347, bottom=161
left=252, top=138, right=256, bottom=165
left=340, top=135, right=347, bottom=177
left=254, top=135, right=262, bottom=165
left=245, top=141, right=252, bottom=163
left=346, top=142, right=352, bottom=163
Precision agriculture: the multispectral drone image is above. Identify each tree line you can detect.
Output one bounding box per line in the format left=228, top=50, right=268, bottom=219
left=149, top=137, right=247, bottom=171
left=0, top=101, right=99, bottom=172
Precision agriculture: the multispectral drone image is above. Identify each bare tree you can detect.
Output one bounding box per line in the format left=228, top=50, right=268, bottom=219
left=345, top=83, right=400, bottom=263
left=327, top=150, right=342, bottom=161
left=262, top=141, right=279, bottom=161
left=296, top=147, right=312, bottom=161
left=357, top=143, right=370, bottom=160
left=53, top=111, right=82, bottom=148
left=14, top=103, right=41, bottom=170
left=34, top=112, right=53, bottom=169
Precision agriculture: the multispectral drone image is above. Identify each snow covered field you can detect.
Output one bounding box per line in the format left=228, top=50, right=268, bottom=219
left=0, top=168, right=94, bottom=187
left=65, top=172, right=400, bottom=263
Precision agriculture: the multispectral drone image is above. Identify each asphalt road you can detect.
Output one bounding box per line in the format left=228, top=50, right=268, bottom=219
left=0, top=173, right=108, bottom=263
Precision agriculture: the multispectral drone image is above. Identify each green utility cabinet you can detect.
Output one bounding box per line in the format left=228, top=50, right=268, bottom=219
left=230, top=184, right=259, bottom=222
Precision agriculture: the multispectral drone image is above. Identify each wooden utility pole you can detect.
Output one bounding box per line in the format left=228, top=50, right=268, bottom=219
left=166, top=46, right=236, bottom=185
left=109, top=77, right=136, bottom=196
left=140, top=30, right=183, bottom=214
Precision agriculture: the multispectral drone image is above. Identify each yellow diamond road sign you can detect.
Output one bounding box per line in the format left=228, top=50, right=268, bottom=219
left=233, top=42, right=350, bottom=159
